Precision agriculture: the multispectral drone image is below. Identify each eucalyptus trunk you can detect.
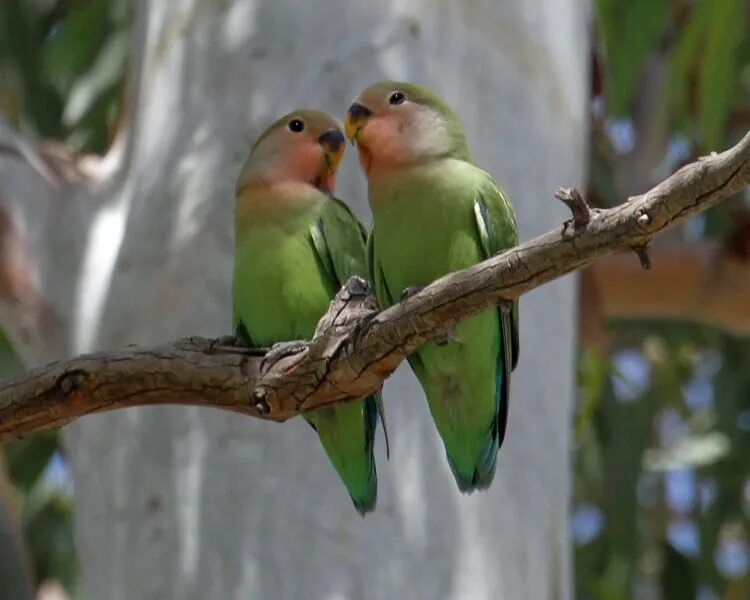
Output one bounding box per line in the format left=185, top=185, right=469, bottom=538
left=0, top=1, right=587, bottom=598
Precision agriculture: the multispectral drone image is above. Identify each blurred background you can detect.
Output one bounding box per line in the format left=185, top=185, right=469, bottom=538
left=0, top=1, right=748, bottom=599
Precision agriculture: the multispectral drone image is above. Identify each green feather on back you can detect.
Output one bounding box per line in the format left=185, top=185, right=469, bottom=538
left=308, top=197, right=390, bottom=504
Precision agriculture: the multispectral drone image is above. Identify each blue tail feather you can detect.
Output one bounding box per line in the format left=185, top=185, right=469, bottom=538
left=349, top=393, right=379, bottom=515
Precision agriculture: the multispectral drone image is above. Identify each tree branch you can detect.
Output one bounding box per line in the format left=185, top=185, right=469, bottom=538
left=0, top=131, right=749, bottom=443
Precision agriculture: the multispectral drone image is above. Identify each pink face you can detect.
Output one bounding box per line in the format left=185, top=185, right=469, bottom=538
left=353, top=115, right=408, bottom=174
left=346, top=88, right=451, bottom=175
left=281, top=135, right=339, bottom=192
left=238, top=112, right=345, bottom=194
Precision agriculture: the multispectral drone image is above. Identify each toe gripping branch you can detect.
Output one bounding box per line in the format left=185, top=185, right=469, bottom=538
left=251, top=276, right=384, bottom=420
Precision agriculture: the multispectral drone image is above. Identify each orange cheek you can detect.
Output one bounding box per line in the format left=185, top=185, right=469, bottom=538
left=318, top=170, right=337, bottom=194
left=289, top=143, right=322, bottom=170
left=357, top=145, right=372, bottom=174
left=358, top=117, right=405, bottom=167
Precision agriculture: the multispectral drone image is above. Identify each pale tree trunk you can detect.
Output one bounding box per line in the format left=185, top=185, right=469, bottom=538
left=0, top=1, right=588, bottom=598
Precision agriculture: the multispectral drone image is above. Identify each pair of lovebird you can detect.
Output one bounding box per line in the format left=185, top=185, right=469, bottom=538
left=233, top=81, right=519, bottom=515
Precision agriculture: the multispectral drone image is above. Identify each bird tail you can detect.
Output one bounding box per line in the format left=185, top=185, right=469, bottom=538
left=306, top=395, right=379, bottom=516
left=446, top=359, right=508, bottom=493
left=446, top=430, right=499, bottom=493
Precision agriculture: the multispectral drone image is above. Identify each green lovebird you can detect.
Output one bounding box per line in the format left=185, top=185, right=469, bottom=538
left=233, top=109, right=385, bottom=515
left=345, top=82, right=519, bottom=493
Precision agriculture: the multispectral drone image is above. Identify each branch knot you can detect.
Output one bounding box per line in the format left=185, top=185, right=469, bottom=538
left=555, top=187, right=591, bottom=236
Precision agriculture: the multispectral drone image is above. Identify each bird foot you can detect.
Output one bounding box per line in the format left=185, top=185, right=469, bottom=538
left=215, top=334, right=242, bottom=347
left=207, top=335, right=252, bottom=353
left=400, top=285, right=425, bottom=302
left=434, top=328, right=454, bottom=346
left=260, top=340, right=307, bottom=374
left=343, top=275, right=373, bottom=298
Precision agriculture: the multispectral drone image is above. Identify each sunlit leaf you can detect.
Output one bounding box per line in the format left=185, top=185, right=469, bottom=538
left=698, top=0, right=744, bottom=149
left=644, top=433, right=730, bottom=471
left=40, top=0, right=110, bottom=93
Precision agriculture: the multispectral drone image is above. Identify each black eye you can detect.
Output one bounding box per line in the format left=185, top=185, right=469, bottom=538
left=388, top=91, right=406, bottom=105
left=288, top=118, right=305, bottom=133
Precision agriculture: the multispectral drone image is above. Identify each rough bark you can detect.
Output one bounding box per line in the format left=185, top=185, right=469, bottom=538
left=0, top=1, right=587, bottom=598
left=0, top=129, right=748, bottom=442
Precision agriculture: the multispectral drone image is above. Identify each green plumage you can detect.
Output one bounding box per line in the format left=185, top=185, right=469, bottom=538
left=368, top=158, right=518, bottom=492
left=233, top=185, right=379, bottom=514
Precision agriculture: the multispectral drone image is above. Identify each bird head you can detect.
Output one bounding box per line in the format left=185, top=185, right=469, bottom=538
left=237, top=109, right=345, bottom=195
left=345, top=81, right=470, bottom=174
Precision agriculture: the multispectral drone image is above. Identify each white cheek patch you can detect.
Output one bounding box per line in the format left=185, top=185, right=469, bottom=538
left=388, top=106, right=451, bottom=163
left=366, top=107, right=451, bottom=165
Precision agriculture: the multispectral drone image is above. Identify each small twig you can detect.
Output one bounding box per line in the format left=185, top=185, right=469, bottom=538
left=555, top=187, right=591, bottom=234
left=631, top=246, right=652, bottom=270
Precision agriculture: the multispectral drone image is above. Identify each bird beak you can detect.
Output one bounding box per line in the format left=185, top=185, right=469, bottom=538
left=345, top=102, right=373, bottom=144
left=317, top=128, right=346, bottom=172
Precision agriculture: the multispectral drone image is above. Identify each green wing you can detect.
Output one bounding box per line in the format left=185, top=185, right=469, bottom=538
left=366, top=228, right=396, bottom=309
left=473, top=175, right=520, bottom=368
left=367, top=226, right=431, bottom=403
left=311, top=197, right=389, bottom=458
left=472, top=174, right=520, bottom=449
left=311, top=197, right=369, bottom=291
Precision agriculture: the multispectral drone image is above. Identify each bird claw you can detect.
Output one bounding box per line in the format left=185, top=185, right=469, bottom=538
left=400, top=285, right=425, bottom=302
left=208, top=335, right=249, bottom=353
left=260, top=340, right=307, bottom=374
left=216, top=334, right=241, bottom=346
left=343, top=275, right=372, bottom=298
left=434, top=328, right=454, bottom=346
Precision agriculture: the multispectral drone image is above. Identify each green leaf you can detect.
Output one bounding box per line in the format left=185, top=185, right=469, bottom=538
left=698, top=0, right=744, bottom=149
left=0, top=328, right=22, bottom=379
left=576, top=348, right=610, bottom=442
left=595, top=0, right=672, bottom=115
left=667, top=0, right=712, bottom=131
left=62, top=30, right=130, bottom=127
left=4, top=431, right=60, bottom=494
left=40, top=0, right=110, bottom=93
left=23, top=489, right=78, bottom=590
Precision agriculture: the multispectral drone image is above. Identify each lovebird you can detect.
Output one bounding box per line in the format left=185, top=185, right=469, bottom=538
left=233, top=109, right=385, bottom=514
left=345, top=82, right=519, bottom=493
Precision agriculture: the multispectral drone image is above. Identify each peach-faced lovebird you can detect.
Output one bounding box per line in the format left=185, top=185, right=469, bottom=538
left=346, top=82, right=519, bottom=492
left=233, top=110, right=384, bottom=514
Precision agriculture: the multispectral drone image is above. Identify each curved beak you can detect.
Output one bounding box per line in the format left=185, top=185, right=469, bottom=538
left=345, top=102, right=373, bottom=144
left=317, top=128, right=346, bottom=171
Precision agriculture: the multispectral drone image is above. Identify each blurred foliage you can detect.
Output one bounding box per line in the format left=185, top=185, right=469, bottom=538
left=1, top=333, right=80, bottom=596
left=581, top=2, right=750, bottom=598
left=0, top=0, right=132, bottom=153
left=596, top=0, right=748, bottom=150
left=0, top=1, right=133, bottom=597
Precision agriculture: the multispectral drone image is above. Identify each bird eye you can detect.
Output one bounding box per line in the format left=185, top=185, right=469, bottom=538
left=288, top=118, right=305, bottom=133
left=388, top=91, right=406, bottom=105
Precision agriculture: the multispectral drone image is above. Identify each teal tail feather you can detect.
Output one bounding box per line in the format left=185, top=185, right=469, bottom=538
left=446, top=360, right=507, bottom=494
left=307, top=393, right=379, bottom=516
left=350, top=394, right=379, bottom=515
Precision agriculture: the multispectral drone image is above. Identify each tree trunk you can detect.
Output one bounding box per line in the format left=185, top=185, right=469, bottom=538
left=0, top=0, right=587, bottom=597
